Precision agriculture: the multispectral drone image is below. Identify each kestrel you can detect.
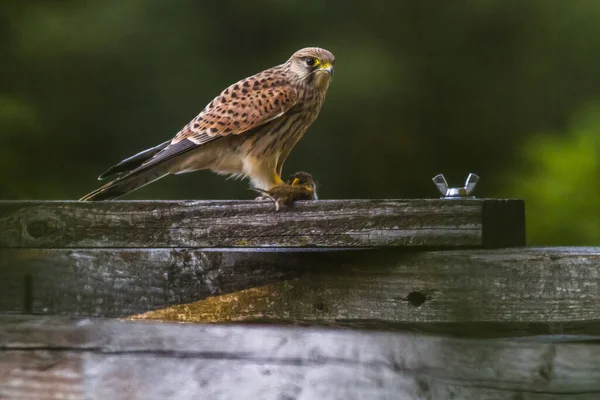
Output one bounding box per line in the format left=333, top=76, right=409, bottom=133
left=80, top=47, right=335, bottom=202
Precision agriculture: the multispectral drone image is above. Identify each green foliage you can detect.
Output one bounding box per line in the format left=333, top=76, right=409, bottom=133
left=501, top=107, right=600, bottom=245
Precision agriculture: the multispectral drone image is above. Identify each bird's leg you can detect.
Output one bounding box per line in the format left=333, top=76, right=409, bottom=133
left=254, top=173, right=284, bottom=202
left=253, top=172, right=317, bottom=211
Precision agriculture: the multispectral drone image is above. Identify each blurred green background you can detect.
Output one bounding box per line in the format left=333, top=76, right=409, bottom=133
left=1, top=0, right=598, bottom=245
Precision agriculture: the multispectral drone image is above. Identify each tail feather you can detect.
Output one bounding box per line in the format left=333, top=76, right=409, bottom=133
left=80, top=163, right=171, bottom=201
left=81, top=137, right=214, bottom=201
left=98, top=140, right=170, bottom=180
left=81, top=141, right=174, bottom=201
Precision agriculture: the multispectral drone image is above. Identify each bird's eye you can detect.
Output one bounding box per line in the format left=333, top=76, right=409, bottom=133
left=305, top=57, right=316, bottom=67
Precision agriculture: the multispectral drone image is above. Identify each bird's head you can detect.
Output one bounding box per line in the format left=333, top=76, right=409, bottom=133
left=287, top=47, right=335, bottom=90
left=287, top=171, right=318, bottom=199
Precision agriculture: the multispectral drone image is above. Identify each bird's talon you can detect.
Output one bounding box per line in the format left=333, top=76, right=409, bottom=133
left=251, top=171, right=318, bottom=212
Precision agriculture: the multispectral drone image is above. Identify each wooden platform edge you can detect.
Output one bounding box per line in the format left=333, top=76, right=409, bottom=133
left=482, top=199, right=526, bottom=247
left=0, top=199, right=524, bottom=248
left=0, top=315, right=599, bottom=400
left=2, top=247, right=599, bottom=336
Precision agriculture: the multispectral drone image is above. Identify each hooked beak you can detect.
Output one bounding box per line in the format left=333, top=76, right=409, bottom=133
left=320, top=62, right=334, bottom=77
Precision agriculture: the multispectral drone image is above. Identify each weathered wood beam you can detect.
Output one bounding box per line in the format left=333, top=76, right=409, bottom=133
left=0, top=248, right=303, bottom=317
left=0, top=316, right=599, bottom=399
left=0, top=199, right=525, bottom=248
left=132, top=247, right=600, bottom=329
left=2, top=247, right=599, bottom=337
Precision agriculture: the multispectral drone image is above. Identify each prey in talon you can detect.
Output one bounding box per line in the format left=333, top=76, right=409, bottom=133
left=255, top=171, right=318, bottom=211
left=80, top=48, right=335, bottom=202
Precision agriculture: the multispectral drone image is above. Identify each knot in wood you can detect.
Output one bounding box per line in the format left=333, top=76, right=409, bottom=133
left=26, top=220, right=49, bottom=239
left=314, top=301, right=324, bottom=312
left=406, top=291, right=427, bottom=307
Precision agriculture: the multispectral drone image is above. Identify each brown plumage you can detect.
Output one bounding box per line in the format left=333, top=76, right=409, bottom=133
left=80, top=47, right=335, bottom=201
left=254, top=171, right=318, bottom=211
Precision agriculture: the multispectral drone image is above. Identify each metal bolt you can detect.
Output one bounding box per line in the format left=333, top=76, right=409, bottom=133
left=432, top=173, right=479, bottom=199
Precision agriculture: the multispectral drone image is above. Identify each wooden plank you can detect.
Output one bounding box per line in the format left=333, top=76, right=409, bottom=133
left=0, top=199, right=525, bottom=248
left=0, top=316, right=599, bottom=399
left=0, top=351, right=84, bottom=400
left=132, top=247, right=600, bottom=329
left=0, top=248, right=304, bottom=317
left=482, top=198, right=526, bottom=247
left=2, top=247, right=599, bottom=337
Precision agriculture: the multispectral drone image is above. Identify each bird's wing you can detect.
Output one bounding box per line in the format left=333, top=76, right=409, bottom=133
left=139, top=70, right=299, bottom=169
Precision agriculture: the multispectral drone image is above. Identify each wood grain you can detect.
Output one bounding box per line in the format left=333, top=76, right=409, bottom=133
left=0, top=199, right=525, bottom=248
left=1, top=316, right=599, bottom=400
left=0, top=248, right=305, bottom=317
left=2, top=247, right=599, bottom=337
left=133, top=247, right=600, bottom=329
